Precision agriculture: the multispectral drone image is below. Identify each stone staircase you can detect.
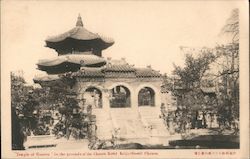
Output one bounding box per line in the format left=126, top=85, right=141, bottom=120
left=92, top=109, right=113, bottom=140
left=92, top=107, right=169, bottom=142
left=110, top=108, right=149, bottom=139
left=139, top=107, right=169, bottom=137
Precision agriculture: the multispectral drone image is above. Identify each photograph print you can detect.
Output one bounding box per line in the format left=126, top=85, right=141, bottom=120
left=2, top=0, right=248, bottom=156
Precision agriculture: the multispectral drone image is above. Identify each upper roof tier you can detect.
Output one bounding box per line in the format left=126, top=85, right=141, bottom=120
left=37, top=54, right=106, bottom=74
left=34, top=58, right=162, bottom=84
left=45, top=15, right=114, bottom=56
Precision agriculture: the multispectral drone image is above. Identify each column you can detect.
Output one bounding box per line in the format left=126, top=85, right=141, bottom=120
left=131, top=89, right=139, bottom=111
left=102, top=90, right=110, bottom=111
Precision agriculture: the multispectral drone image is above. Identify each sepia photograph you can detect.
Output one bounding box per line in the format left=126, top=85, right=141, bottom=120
left=1, top=0, right=249, bottom=158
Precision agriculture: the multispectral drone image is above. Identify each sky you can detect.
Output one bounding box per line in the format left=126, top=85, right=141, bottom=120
left=1, top=0, right=243, bottom=84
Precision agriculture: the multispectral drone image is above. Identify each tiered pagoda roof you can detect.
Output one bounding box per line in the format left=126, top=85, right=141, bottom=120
left=34, top=15, right=161, bottom=84
left=73, top=67, right=105, bottom=78
left=37, top=53, right=106, bottom=74
left=45, top=15, right=114, bottom=56
left=37, top=15, right=112, bottom=74
left=34, top=59, right=161, bottom=84
left=33, top=74, right=60, bottom=83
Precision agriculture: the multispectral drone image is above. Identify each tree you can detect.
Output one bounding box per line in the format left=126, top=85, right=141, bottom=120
left=11, top=71, right=38, bottom=149
left=161, top=8, right=240, bottom=133
left=11, top=72, right=38, bottom=119
left=11, top=72, right=27, bottom=110
left=215, top=8, right=239, bottom=125
left=221, top=8, right=239, bottom=43
left=161, top=51, right=217, bottom=133
left=172, top=52, right=216, bottom=110
left=173, top=52, right=216, bottom=89
left=32, top=74, right=77, bottom=111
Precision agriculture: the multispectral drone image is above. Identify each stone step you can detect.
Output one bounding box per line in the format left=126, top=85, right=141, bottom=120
left=112, top=117, right=151, bottom=139
left=96, top=125, right=112, bottom=129
left=96, top=130, right=112, bottom=135
left=111, top=113, right=137, bottom=115
left=93, top=110, right=114, bottom=140
left=147, top=120, right=166, bottom=127
left=140, top=111, right=161, bottom=117
left=93, top=108, right=169, bottom=140
left=96, top=123, right=113, bottom=139
left=147, top=118, right=164, bottom=122
left=139, top=110, right=160, bottom=113
left=92, top=113, right=109, bottom=117
left=110, top=112, right=139, bottom=121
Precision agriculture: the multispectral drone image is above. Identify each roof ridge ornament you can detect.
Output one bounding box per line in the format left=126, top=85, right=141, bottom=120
left=76, top=14, right=83, bottom=27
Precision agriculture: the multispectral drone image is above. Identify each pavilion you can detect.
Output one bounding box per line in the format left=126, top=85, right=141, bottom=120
left=34, top=15, right=170, bottom=142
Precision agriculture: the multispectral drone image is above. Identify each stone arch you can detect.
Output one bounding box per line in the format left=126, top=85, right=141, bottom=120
left=82, top=86, right=103, bottom=108
left=138, top=87, right=155, bottom=106
left=136, top=84, right=161, bottom=107
left=109, top=84, right=131, bottom=108
left=108, top=82, right=134, bottom=91
left=79, top=84, right=104, bottom=93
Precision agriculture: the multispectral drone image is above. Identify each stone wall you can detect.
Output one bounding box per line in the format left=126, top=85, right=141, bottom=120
left=73, top=77, right=163, bottom=110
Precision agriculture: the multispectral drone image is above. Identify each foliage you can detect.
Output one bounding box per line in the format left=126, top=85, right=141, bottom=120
left=161, top=51, right=218, bottom=135
left=11, top=72, right=98, bottom=140
left=167, top=51, right=217, bottom=113
left=32, top=74, right=77, bottom=111
left=58, top=98, right=79, bottom=116
left=11, top=72, right=38, bottom=116
left=173, top=52, right=216, bottom=89
left=162, top=9, right=240, bottom=132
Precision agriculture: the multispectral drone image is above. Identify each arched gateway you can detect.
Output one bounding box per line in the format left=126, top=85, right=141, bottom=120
left=110, top=85, right=131, bottom=108
left=84, top=87, right=102, bottom=108
left=138, top=87, right=155, bottom=106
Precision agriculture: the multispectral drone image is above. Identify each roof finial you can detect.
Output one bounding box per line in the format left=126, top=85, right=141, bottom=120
left=76, top=14, right=83, bottom=27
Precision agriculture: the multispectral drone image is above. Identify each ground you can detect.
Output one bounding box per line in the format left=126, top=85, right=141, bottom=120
left=24, top=136, right=89, bottom=150
left=23, top=128, right=239, bottom=150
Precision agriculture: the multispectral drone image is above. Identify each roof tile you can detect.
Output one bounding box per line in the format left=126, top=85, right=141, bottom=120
left=135, top=68, right=161, bottom=77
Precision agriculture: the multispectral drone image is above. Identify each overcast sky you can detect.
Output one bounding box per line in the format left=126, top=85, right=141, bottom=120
left=1, top=1, right=242, bottom=83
